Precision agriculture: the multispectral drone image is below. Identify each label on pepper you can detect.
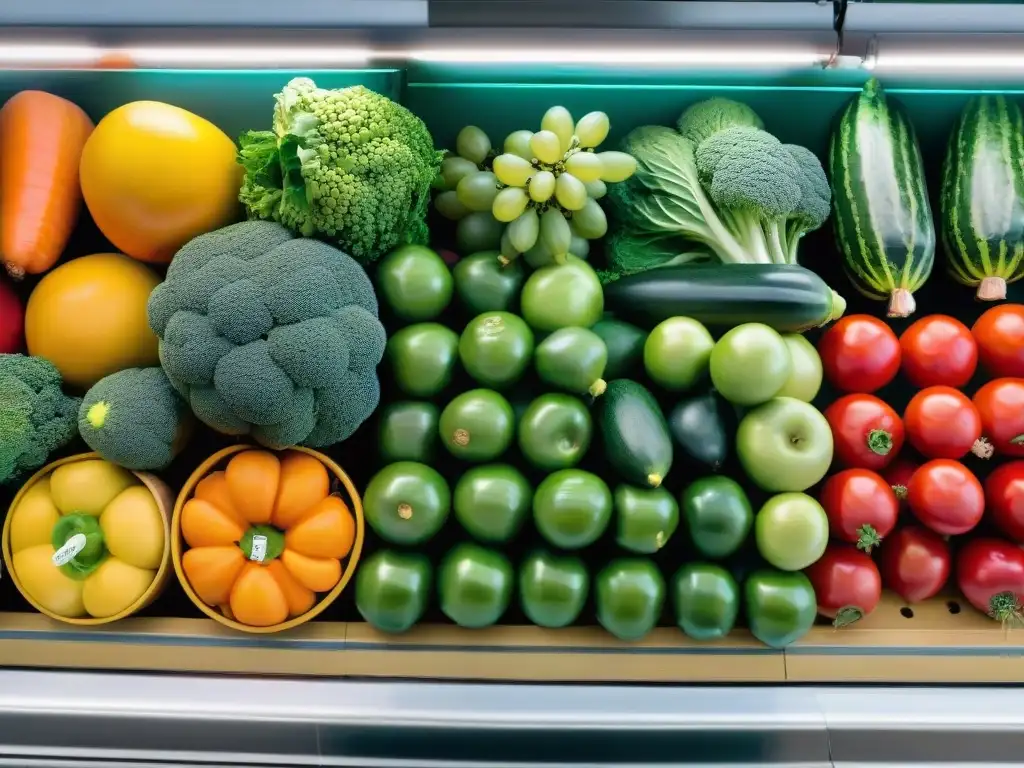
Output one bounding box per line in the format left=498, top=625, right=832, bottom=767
left=249, top=534, right=268, bottom=563
left=52, top=534, right=88, bottom=566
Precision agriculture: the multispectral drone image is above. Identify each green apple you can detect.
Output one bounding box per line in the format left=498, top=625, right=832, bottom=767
left=776, top=334, right=823, bottom=403
left=709, top=323, right=791, bottom=406
left=643, top=317, right=714, bottom=392
left=737, top=397, right=833, bottom=492
left=754, top=493, right=828, bottom=571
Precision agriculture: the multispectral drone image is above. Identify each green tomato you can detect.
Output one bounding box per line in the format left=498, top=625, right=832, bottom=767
left=378, top=401, right=439, bottom=463
left=614, top=485, right=679, bottom=554
left=459, top=311, right=535, bottom=389
left=595, top=558, right=665, bottom=641
left=377, top=245, right=453, bottom=321
left=737, top=397, right=833, bottom=492
left=363, top=462, right=450, bottom=546
left=517, top=394, right=592, bottom=471
left=672, top=563, right=739, bottom=641
left=452, top=251, right=525, bottom=315
left=776, top=334, right=823, bottom=403
left=533, top=469, right=612, bottom=550
left=453, top=464, right=532, bottom=543
left=534, top=327, right=608, bottom=397
left=439, top=389, right=515, bottom=462
left=519, top=550, right=589, bottom=628
left=745, top=569, right=817, bottom=649
left=755, top=492, right=828, bottom=571
left=520, top=256, right=603, bottom=332
left=386, top=323, right=459, bottom=398
left=355, top=550, right=432, bottom=634
left=680, top=476, right=752, bottom=560
left=643, top=317, right=714, bottom=392
left=709, top=323, right=792, bottom=406
left=438, top=542, right=513, bottom=628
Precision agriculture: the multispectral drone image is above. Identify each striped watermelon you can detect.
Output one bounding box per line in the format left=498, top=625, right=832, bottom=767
left=940, top=95, right=1024, bottom=302
left=828, top=78, right=935, bottom=318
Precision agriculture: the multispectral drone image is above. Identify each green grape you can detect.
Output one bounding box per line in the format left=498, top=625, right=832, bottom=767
left=435, top=190, right=470, bottom=221
left=441, top=156, right=480, bottom=190
left=583, top=179, right=607, bottom=200
left=541, top=106, right=575, bottom=153
left=523, top=239, right=556, bottom=269
left=540, top=207, right=572, bottom=258
left=570, top=198, right=608, bottom=240
left=456, top=125, right=492, bottom=166
left=575, top=111, right=610, bottom=149
left=597, top=151, right=638, bottom=183
left=507, top=208, right=540, bottom=253
left=528, top=170, right=556, bottom=203
left=492, top=153, right=534, bottom=187
left=500, top=227, right=519, bottom=262
left=555, top=172, right=587, bottom=211
left=457, top=171, right=500, bottom=212
left=569, top=234, right=591, bottom=259
left=504, top=130, right=534, bottom=160
left=530, top=130, right=563, bottom=165
left=492, top=186, right=530, bottom=223
left=457, top=211, right=505, bottom=254
left=564, top=151, right=604, bottom=183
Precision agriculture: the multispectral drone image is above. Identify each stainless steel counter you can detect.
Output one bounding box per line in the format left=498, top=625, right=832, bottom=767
left=1, top=669, right=1023, bottom=766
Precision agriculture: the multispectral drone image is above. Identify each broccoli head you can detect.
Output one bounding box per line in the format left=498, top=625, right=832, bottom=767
left=782, top=144, right=832, bottom=261
left=0, top=354, right=81, bottom=484
left=79, top=367, right=193, bottom=471
left=677, top=97, right=765, bottom=147
left=147, top=221, right=387, bottom=450
left=238, top=77, right=444, bottom=266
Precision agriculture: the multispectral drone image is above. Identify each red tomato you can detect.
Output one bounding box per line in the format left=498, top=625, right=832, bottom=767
left=823, top=394, right=905, bottom=471
left=972, top=304, right=1024, bottom=378
left=973, top=378, right=1024, bottom=458
left=907, top=459, right=984, bottom=535
left=819, top=469, right=899, bottom=553
left=818, top=315, right=901, bottom=394
left=903, top=386, right=982, bottom=460
left=882, top=457, right=919, bottom=509
left=898, top=314, right=977, bottom=388
left=956, top=538, right=1024, bottom=622
left=0, top=277, right=22, bottom=354
left=804, top=544, right=882, bottom=625
left=984, top=461, right=1024, bottom=543
left=877, top=525, right=951, bottom=603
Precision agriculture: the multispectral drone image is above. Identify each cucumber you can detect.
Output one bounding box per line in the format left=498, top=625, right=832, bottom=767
left=829, top=78, right=935, bottom=318
left=591, top=317, right=646, bottom=379
left=602, top=263, right=845, bottom=332
left=940, top=95, right=1024, bottom=301
left=666, top=390, right=733, bottom=473
left=599, top=379, right=673, bottom=488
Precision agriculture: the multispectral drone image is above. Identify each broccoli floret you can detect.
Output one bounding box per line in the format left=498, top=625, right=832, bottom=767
left=148, top=220, right=386, bottom=450
left=79, top=367, right=193, bottom=471
left=782, top=144, right=832, bottom=263
left=677, top=98, right=765, bottom=147
left=238, top=77, right=444, bottom=266
left=0, top=354, right=81, bottom=484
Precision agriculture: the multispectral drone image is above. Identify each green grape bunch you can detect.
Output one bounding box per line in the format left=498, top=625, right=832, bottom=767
left=433, top=125, right=497, bottom=221
left=491, top=107, right=637, bottom=266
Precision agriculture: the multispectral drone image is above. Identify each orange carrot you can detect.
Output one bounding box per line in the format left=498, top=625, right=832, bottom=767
left=0, top=91, right=93, bottom=279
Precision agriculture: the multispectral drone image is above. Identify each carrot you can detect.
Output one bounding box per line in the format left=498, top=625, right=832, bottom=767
left=0, top=91, right=93, bottom=279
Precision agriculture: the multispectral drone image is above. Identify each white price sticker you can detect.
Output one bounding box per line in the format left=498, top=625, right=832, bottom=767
left=52, top=534, right=88, bottom=566
left=249, top=534, right=268, bottom=563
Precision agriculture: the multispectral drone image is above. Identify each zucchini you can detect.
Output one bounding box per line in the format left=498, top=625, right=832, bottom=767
left=602, top=263, right=845, bottom=332
left=599, top=379, right=673, bottom=488
left=667, top=390, right=733, bottom=473
left=940, top=95, right=1024, bottom=301
left=829, top=78, right=935, bottom=318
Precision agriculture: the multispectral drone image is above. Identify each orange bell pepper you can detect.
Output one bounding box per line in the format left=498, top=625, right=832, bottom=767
left=180, top=449, right=355, bottom=627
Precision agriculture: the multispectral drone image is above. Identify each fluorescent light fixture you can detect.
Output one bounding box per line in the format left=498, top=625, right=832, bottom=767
left=0, top=43, right=101, bottom=67
left=407, top=47, right=829, bottom=67
left=121, top=45, right=372, bottom=68
left=868, top=51, right=1024, bottom=73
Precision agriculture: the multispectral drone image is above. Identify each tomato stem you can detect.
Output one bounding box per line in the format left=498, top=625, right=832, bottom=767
left=971, top=438, right=994, bottom=459
left=1012, top=435, right=1024, bottom=446
left=238, top=525, right=285, bottom=564
left=833, top=605, right=865, bottom=629
left=51, top=514, right=108, bottom=581
left=856, top=524, right=882, bottom=554
left=866, top=429, right=893, bottom=456
left=890, top=483, right=908, bottom=501
left=988, top=591, right=1024, bottom=630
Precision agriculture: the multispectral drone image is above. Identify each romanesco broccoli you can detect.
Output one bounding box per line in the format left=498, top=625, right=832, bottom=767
left=238, top=77, right=444, bottom=266
left=147, top=220, right=386, bottom=449
left=0, top=354, right=81, bottom=484
left=79, top=367, right=193, bottom=471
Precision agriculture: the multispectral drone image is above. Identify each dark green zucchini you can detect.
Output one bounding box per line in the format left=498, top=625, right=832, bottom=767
left=602, top=263, right=846, bottom=332
left=590, top=317, right=647, bottom=380
left=667, top=390, right=732, bottom=472
left=599, top=379, right=673, bottom=488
